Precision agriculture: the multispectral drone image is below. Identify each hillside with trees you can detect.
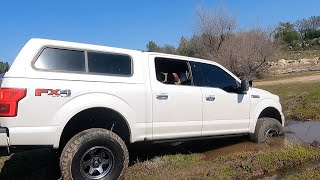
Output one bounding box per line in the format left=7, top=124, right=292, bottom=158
left=275, top=16, right=320, bottom=50
left=145, top=6, right=320, bottom=79
left=0, top=61, right=9, bottom=74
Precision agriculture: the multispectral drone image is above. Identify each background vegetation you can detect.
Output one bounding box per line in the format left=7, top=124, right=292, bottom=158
left=0, top=61, right=9, bottom=74
left=274, top=16, right=320, bottom=49
left=259, top=81, right=320, bottom=120
left=146, top=6, right=278, bottom=79
left=145, top=6, right=320, bottom=79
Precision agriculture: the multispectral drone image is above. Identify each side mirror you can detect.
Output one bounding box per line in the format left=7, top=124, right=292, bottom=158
left=240, top=80, right=250, bottom=93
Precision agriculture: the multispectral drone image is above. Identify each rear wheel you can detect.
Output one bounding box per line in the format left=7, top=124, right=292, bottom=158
left=249, top=117, right=283, bottom=143
left=60, top=128, right=128, bottom=180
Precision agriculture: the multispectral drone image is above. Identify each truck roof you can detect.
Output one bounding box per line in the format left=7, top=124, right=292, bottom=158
left=6, top=38, right=240, bottom=86
left=27, top=38, right=143, bottom=54
left=26, top=38, right=217, bottom=65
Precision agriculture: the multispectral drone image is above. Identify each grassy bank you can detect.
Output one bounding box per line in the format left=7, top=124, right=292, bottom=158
left=284, top=164, right=320, bottom=180
left=258, top=82, right=320, bottom=120
left=0, top=156, right=9, bottom=172
left=280, top=49, right=320, bottom=60
left=125, top=146, right=320, bottom=179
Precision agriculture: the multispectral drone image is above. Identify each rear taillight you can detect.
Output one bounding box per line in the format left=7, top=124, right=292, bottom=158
left=0, top=88, right=26, bottom=117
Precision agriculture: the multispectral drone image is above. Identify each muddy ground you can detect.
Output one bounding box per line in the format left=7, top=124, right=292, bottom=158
left=0, top=120, right=319, bottom=179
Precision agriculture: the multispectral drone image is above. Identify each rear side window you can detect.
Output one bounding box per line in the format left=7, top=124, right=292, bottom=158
left=88, top=52, right=132, bottom=75
left=155, top=57, right=192, bottom=86
left=35, top=48, right=85, bottom=72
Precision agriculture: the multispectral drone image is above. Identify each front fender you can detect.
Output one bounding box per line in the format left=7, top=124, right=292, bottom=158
left=53, top=93, right=136, bottom=148
left=249, top=98, right=284, bottom=133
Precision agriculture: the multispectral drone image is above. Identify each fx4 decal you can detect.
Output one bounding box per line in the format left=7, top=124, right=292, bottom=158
left=35, top=89, right=71, bottom=97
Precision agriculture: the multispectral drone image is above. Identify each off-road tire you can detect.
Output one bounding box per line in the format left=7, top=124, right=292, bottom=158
left=249, top=117, right=283, bottom=143
left=60, top=128, right=129, bottom=180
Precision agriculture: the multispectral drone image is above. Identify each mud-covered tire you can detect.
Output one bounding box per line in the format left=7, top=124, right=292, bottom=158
left=60, top=128, right=129, bottom=180
left=249, top=118, right=283, bottom=143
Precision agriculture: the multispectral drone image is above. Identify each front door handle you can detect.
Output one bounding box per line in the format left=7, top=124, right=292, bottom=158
left=206, top=95, right=215, bottom=101
left=156, top=94, right=168, bottom=100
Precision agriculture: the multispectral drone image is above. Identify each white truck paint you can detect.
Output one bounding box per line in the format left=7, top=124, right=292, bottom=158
left=0, top=38, right=285, bottom=151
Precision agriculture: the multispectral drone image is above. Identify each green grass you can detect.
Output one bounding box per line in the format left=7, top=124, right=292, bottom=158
left=258, top=82, right=320, bottom=120
left=125, top=153, right=207, bottom=180
left=284, top=164, right=320, bottom=180
left=280, top=49, right=320, bottom=60
left=125, top=146, right=320, bottom=180
left=0, top=156, right=10, bottom=172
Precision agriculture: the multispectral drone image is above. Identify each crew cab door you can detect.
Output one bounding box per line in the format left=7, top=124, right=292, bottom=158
left=190, top=62, right=250, bottom=136
left=149, top=55, right=203, bottom=140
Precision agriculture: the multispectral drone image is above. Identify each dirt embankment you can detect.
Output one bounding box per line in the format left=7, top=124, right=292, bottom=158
left=256, top=74, right=320, bottom=86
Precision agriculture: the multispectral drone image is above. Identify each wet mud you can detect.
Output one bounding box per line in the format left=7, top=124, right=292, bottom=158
left=0, top=120, right=319, bottom=179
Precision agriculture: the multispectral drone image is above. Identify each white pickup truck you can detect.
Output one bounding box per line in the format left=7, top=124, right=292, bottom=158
left=0, top=39, right=284, bottom=180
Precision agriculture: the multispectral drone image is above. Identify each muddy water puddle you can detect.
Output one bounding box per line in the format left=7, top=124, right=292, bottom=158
left=129, top=120, right=320, bottom=163
left=284, top=120, right=320, bottom=143
left=204, top=120, right=320, bottom=160
left=256, top=120, right=320, bottom=180
left=199, top=120, right=320, bottom=180
left=203, top=137, right=286, bottom=160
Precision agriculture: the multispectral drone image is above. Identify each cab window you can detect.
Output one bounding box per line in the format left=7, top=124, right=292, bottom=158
left=190, top=62, right=238, bottom=93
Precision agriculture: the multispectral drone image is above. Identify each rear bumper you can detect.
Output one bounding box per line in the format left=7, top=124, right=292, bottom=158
left=0, top=127, right=10, bottom=155
left=0, top=127, right=55, bottom=156
left=0, top=127, right=9, bottom=146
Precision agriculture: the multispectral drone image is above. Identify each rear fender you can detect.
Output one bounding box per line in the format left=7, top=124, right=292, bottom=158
left=53, top=93, right=135, bottom=148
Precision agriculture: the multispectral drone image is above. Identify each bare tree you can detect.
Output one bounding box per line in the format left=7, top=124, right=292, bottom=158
left=161, top=45, right=176, bottom=55
left=195, top=5, right=278, bottom=79
left=176, top=35, right=206, bottom=58
left=220, top=29, right=279, bottom=79
left=296, top=19, right=310, bottom=39
left=295, top=16, right=320, bottom=39
left=149, top=4, right=280, bottom=79
left=146, top=41, right=176, bottom=55
left=196, top=5, right=237, bottom=59
left=308, top=16, right=320, bottom=31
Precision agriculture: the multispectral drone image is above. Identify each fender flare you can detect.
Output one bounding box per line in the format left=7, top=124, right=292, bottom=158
left=249, top=98, right=284, bottom=133
left=52, top=93, right=136, bottom=148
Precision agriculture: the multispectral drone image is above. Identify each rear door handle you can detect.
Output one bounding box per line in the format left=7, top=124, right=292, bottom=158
left=206, top=95, right=215, bottom=101
left=156, top=94, right=168, bottom=100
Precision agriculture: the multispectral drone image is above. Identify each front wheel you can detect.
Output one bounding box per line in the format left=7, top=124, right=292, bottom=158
left=60, top=128, right=129, bottom=180
left=249, top=117, right=283, bottom=143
